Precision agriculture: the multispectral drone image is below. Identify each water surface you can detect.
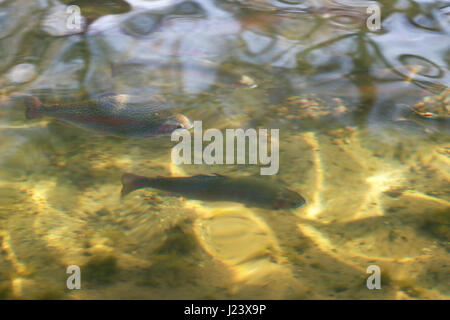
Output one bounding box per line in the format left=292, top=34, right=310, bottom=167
left=0, top=0, right=449, bottom=299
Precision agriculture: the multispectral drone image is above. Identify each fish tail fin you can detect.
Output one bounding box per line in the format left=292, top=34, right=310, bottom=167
left=25, top=95, right=44, bottom=119
left=121, top=173, right=148, bottom=197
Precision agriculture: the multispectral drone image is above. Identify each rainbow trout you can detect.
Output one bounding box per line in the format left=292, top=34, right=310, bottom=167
left=121, top=173, right=306, bottom=210
left=25, top=93, right=192, bottom=137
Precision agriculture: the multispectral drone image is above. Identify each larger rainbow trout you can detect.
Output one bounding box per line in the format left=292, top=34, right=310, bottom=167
left=25, top=93, right=192, bottom=137
left=121, top=173, right=306, bottom=210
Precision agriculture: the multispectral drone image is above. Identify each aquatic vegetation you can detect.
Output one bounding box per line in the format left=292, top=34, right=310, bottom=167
left=420, top=208, right=450, bottom=241
left=0, top=282, right=13, bottom=300
left=153, top=225, right=199, bottom=257
left=33, top=287, right=65, bottom=300
left=83, top=255, right=119, bottom=285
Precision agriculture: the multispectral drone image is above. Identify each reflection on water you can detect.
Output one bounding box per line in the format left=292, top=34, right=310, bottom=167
left=0, top=0, right=449, bottom=299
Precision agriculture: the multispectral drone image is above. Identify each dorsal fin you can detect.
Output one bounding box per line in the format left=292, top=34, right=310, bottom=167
left=192, top=173, right=225, bottom=179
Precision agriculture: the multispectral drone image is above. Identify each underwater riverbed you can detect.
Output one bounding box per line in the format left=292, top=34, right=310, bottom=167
left=0, top=0, right=449, bottom=299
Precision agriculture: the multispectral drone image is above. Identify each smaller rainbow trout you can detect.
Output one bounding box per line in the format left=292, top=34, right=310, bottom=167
left=25, top=93, right=192, bottom=137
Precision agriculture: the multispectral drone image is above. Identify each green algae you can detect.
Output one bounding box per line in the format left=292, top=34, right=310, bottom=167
left=83, top=255, right=119, bottom=285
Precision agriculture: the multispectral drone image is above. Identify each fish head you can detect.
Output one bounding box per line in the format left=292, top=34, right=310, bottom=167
left=272, top=188, right=306, bottom=209
left=156, top=114, right=193, bottom=135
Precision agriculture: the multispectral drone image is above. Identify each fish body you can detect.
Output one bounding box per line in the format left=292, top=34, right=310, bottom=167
left=121, top=173, right=306, bottom=210
left=25, top=94, right=192, bottom=137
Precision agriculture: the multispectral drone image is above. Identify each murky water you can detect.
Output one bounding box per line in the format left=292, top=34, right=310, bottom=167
left=0, top=0, right=449, bottom=299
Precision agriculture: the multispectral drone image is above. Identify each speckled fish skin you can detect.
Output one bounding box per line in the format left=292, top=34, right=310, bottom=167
left=25, top=93, right=192, bottom=137
left=121, top=173, right=306, bottom=210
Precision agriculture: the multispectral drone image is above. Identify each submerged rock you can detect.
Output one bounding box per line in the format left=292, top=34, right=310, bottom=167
left=410, top=88, right=450, bottom=120
left=5, top=63, right=36, bottom=83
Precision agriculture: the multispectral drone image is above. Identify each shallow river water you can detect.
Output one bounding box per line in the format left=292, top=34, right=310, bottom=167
left=0, top=0, right=449, bottom=299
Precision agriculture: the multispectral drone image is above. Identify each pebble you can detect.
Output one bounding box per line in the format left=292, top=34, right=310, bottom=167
left=5, top=63, right=36, bottom=83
